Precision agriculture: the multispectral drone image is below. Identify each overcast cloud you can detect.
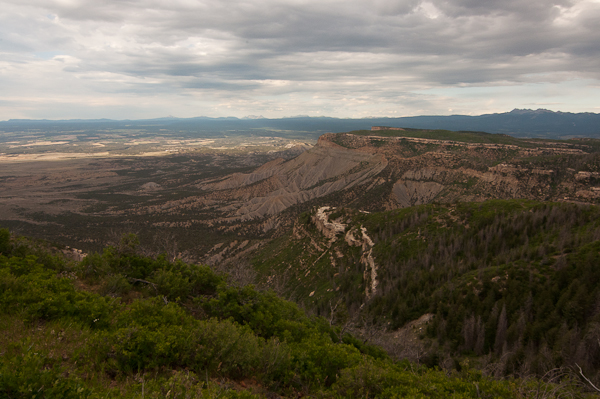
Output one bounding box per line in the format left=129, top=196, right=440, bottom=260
left=1, top=0, right=599, bottom=119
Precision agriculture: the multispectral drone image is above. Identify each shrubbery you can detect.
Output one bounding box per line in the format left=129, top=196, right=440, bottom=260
left=0, top=349, right=91, bottom=399
left=0, top=226, right=596, bottom=397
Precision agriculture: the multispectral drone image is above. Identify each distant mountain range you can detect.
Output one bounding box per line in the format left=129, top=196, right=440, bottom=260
left=387, top=108, right=600, bottom=138
left=2, top=109, right=599, bottom=139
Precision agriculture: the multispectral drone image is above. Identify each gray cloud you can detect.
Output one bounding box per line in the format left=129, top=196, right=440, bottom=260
left=0, top=0, right=599, bottom=119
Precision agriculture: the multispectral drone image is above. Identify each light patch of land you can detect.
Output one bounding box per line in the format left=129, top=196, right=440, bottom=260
left=8, top=141, right=71, bottom=147
left=0, top=135, right=314, bottom=163
left=0, top=152, right=112, bottom=162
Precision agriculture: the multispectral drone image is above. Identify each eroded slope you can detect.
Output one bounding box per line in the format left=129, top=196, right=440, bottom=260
left=198, top=130, right=600, bottom=226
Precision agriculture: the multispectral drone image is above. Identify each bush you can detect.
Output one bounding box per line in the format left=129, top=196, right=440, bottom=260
left=290, top=333, right=363, bottom=387
left=89, top=297, right=290, bottom=380
left=201, top=285, right=311, bottom=341
left=328, top=360, right=517, bottom=399
left=99, top=273, right=132, bottom=297
left=151, top=259, right=224, bottom=301
left=0, top=255, right=117, bottom=328
left=77, top=252, right=110, bottom=282
left=0, top=349, right=91, bottom=398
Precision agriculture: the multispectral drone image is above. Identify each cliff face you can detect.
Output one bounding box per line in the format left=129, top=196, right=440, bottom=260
left=194, top=131, right=600, bottom=225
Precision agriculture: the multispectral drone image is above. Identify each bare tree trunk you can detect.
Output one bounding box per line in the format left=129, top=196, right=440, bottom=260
left=494, top=304, right=507, bottom=356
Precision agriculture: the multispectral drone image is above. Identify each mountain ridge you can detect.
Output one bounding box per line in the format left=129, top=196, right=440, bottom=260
left=3, top=109, right=600, bottom=139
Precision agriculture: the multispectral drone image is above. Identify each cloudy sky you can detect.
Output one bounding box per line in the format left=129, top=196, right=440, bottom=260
left=1, top=0, right=599, bottom=120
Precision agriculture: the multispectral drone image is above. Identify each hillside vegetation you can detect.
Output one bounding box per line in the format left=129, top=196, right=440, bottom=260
left=252, top=200, right=600, bottom=388
left=3, top=227, right=587, bottom=398
left=350, top=128, right=531, bottom=146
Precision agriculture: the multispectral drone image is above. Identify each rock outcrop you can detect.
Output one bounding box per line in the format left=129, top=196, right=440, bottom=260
left=140, top=182, right=161, bottom=191
left=345, top=224, right=378, bottom=299
left=393, top=180, right=445, bottom=208
left=312, top=207, right=346, bottom=242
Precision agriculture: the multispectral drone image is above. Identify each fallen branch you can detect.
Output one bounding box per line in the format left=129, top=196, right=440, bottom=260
left=575, top=363, right=600, bottom=393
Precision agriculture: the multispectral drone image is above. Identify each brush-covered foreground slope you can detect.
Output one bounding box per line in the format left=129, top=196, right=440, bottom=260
left=252, top=200, right=600, bottom=383
left=3, top=228, right=586, bottom=398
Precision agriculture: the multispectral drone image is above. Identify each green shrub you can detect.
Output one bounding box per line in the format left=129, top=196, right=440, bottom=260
left=151, top=259, right=224, bottom=301
left=328, top=360, right=518, bottom=399
left=201, top=285, right=311, bottom=341
left=191, top=318, right=264, bottom=378
left=99, top=273, right=131, bottom=296
left=0, top=255, right=117, bottom=328
left=0, top=349, right=91, bottom=398
left=290, top=333, right=363, bottom=387
left=95, top=307, right=281, bottom=380
left=115, top=297, right=193, bottom=329
left=77, top=252, right=110, bottom=282
left=103, top=325, right=194, bottom=372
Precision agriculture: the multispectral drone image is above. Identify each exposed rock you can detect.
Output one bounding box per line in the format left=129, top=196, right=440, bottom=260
left=576, top=171, right=600, bottom=181
left=203, top=158, right=285, bottom=190
left=345, top=224, right=378, bottom=299
left=261, top=216, right=280, bottom=232
left=360, top=226, right=378, bottom=299
left=345, top=229, right=362, bottom=247
left=312, top=207, right=346, bottom=242
left=149, top=131, right=600, bottom=241
left=140, top=182, right=161, bottom=191
left=576, top=189, right=600, bottom=199
left=393, top=180, right=445, bottom=208
left=62, top=246, right=87, bottom=262
left=388, top=313, right=435, bottom=362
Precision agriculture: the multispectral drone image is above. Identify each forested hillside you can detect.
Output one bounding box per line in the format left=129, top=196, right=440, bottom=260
left=5, top=227, right=590, bottom=398
left=252, top=200, right=600, bottom=387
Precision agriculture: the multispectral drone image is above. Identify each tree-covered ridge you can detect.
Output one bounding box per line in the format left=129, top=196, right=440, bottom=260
left=349, top=128, right=535, bottom=146
left=2, top=227, right=578, bottom=398
left=253, top=200, right=600, bottom=385
left=337, top=128, right=600, bottom=151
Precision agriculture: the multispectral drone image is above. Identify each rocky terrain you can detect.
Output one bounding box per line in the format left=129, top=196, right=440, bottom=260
left=1, top=128, right=599, bottom=265
left=196, top=129, right=600, bottom=227
left=198, top=135, right=387, bottom=220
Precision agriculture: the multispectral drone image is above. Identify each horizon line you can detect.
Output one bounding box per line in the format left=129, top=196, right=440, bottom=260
left=1, top=108, right=596, bottom=123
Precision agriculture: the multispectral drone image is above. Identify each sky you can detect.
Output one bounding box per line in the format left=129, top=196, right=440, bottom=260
left=1, top=0, right=599, bottom=120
